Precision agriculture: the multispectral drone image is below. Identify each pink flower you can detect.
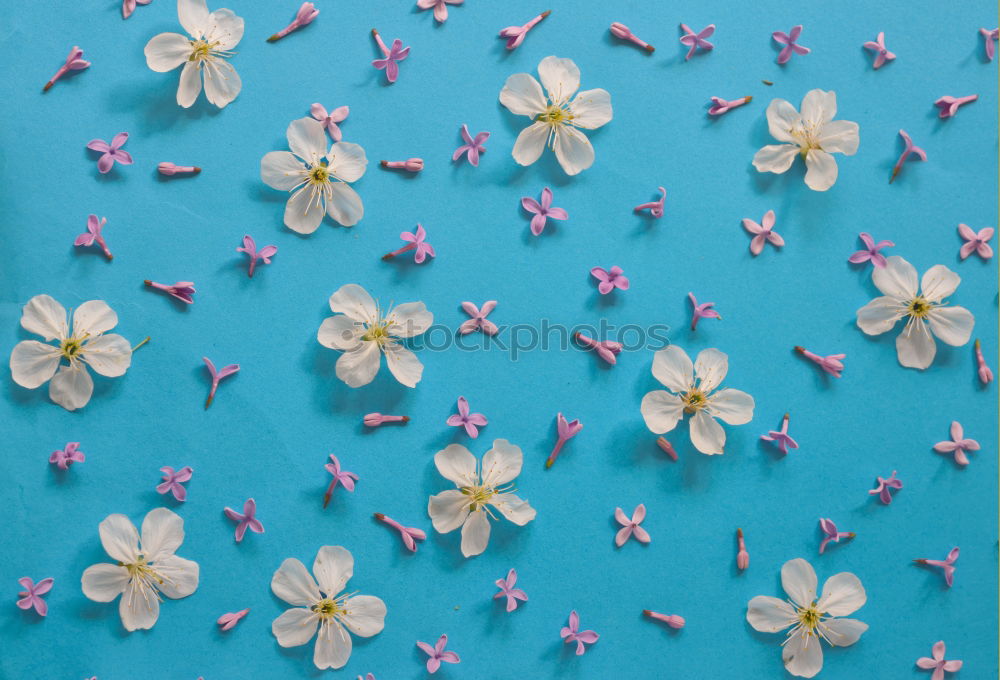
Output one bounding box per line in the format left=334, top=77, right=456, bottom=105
left=818, top=518, right=854, bottom=554
left=323, top=454, right=358, bottom=508
left=236, top=235, right=278, bottom=277
left=382, top=224, right=435, bottom=263
left=634, top=186, right=666, bottom=217
left=157, top=466, right=193, bottom=501
left=16, top=577, right=54, bottom=616
left=499, top=11, right=549, bottom=50
left=679, top=23, right=714, bottom=60
left=610, top=22, right=655, bottom=52
left=958, top=224, right=994, bottom=260
left=869, top=470, right=902, bottom=505
left=363, top=413, right=409, bottom=427
left=982, top=28, right=999, bottom=60
left=915, top=547, right=959, bottom=587
left=643, top=610, right=685, bottom=629
left=87, top=133, right=132, bottom=174
left=157, top=162, right=200, bottom=176
left=591, top=266, right=629, bottom=294
left=522, top=187, right=568, bottom=235
left=742, top=209, right=784, bottom=255
left=380, top=158, right=424, bottom=172
left=794, top=346, right=846, bottom=378
left=371, top=29, right=410, bottom=83
left=975, top=339, right=993, bottom=384
left=614, top=504, right=650, bottom=546
left=736, top=528, right=749, bottom=570
left=416, top=0, right=463, bottom=23
left=656, top=437, right=678, bottom=461
left=493, top=569, right=528, bottom=612
left=917, top=640, right=963, bottom=680
left=374, top=513, right=426, bottom=552
left=224, top=498, right=264, bottom=542
left=547, top=413, right=582, bottom=468
left=452, top=124, right=489, bottom=166
left=446, top=396, right=488, bottom=438
left=760, top=413, right=798, bottom=455
left=203, top=357, right=239, bottom=408
left=708, top=96, right=752, bottom=116
left=44, top=46, right=89, bottom=92
left=310, top=103, right=349, bottom=141
left=145, top=280, right=195, bottom=304
left=863, top=32, right=895, bottom=69
left=688, top=292, right=721, bottom=331
left=267, top=2, right=319, bottom=42
left=773, top=25, right=810, bottom=64
left=49, top=442, right=85, bottom=470
left=560, top=610, right=599, bottom=655
left=217, top=608, right=249, bottom=631
left=890, top=129, right=927, bottom=183
left=935, top=94, right=978, bottom=119
left=459, top=301, right=498, bottom=335
left=933, top=421, right=980, bottom=466
left=417, top=634, right=460, bottom=673
left=575, top=332, right=622, bottom=365
left=122, top=0, right=151, bottom=19
left=848, top=232, right=894, bottom=268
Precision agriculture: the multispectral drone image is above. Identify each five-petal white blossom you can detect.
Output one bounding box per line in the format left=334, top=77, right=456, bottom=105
left=261, top=118, right=368, bottom=233
left=317, top=284, right=432, bottom=388
left=752, top=89, right=859, bottom=191
left=9, top=294, right=133, bottom=411
left=428, top=439, right=536, bottom=557
left=81, top=508, right=199, bottom=632
left=499, top=56, right=612, bottom=175
left=271, top=546, right=386, bottom=670
left=856, top=255, right=974, bottom=370
left=144, top=0, right=243, bottom=109
left=640, top=346, right=754, bottom=455
left=747, top=558, right=868, bottom=678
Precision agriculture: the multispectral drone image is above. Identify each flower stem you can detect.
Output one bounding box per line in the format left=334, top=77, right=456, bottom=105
left=131, top=336, right=150, bottom=352
left=546, top=439, right=565, bottom=468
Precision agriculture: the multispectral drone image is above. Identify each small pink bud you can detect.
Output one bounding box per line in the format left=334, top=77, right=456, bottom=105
left=656, top=437, right=678, bottom=461
left=268, top=2, right=319, bottom=41
left=44, top=46, right=90, bottom=92
left=736, top=528, right=749, bottom=570
left=975, top=339, right=993, bottom=384
left=380, top=158, right=424, bottom=172
left=610, top=22, right=655, bottom=52
left=643, top=610, right=685, bottom=629
left=363, top=413, right=409, bottom=427
left=158, top=162, right=201, bottom=176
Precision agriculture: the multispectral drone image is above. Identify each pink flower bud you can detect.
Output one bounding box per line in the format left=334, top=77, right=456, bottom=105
left=975, top=339, right=993, bottom=384
left=610, top=22, right=655, bottom=52
left=268, top=2, right=319, bottom=41
left=643, top=610, right=685, bottom=629
left=380, top=158, right=424, bottom=172
left=656, top=436, right=678, bottom=461
left=158, top=162, right=201, bottom=176
left=736, top=528, right=749, bottom=570
left=363, top=413, right=409, bottom=427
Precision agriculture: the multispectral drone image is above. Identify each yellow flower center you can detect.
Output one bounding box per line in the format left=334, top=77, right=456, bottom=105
left=120, top=555, right=164, bottom=586
left=189, top=39, right=217, bottom=62
left=312, top=598, right=344, bottom=620
left=60, top=336, right=83, bottom=360
left=683, top=389, right=707, bottom=413
left=538, top=104, right=572, bottom=124
left=796, top=605, right=822, bottom=632
left=907, top=296, right=931, bottom=318
left=460, top=485, right=496, bottom=511
left=362, top=322, right=391, bottom=344
left=309, top=164, right=329, bottom=184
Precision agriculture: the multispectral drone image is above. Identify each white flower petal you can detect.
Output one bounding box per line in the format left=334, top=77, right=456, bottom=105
left=428, top=490, right=471, bottom=533
left=817, top=572, right=866, bottom=617
left=499, top=73, right=546, bottom=116
left=746, top=595, right=797, bottom=632
left=781, top=558, right=818, bottom=608
left=335, top=341, right=381, bottom=387
left=896, top=319, right=936, bottom=369
left=639, top=390, right=685, bottom=434
left=317, top=315, right=363, bottom=351
left=753, top=144, right=799, bottom=174
left=782, top=629, right=824, bottom=678
left=328, top=142, right=367, bottom=183
left=178, top=0, right=210, bottom=37
left=818, top=120, right=859, bottom=155
left=314, top=620, right=351, bottom=669
left=49, top=363, right=93, bottom=411
left=144, top=33, right=191, bottom=72
left=804, top=149, right=838, bottom=191
left=569, top=88, right=612, bottom=129
left=329, top=284, right=377, bottom=321
left=287, top=118, right=328, bottom=164
left=120, top=580, right=160, bottom=631
left=326, top=183, right=364, bottom=227
left=800, top=89, right=836, bottom=126
left=283, top=186, right=325, bottom=234
left=856, top=296, right=905, bottom=336
left=765, top=99, right=800, bottom=143
left=176, top=61, right=202, bottom=108
left=99, top=514, right=140, bottom=562
left=202, top=59, right=241, bottom=108
left=928, top=306, right=974, bottom=346
left=434, top=444, right=478, bottom=487
left=819, top=618, right=868, bottom=647
left=689, top=409, right=725, bottom=455
left=81, top=563, right=129, bottom=602
left=272, top=607, right=319, bottom=647
left=9, top=340, right=61, bottom=388
left=140, top=507, right=184, bottom=562
left=511, top=121, right=549, bottom=167
left=73, top=300, right=118, bottom=337
left=81, top=334, right=132, bottom=377
left=481, top=439, right=523, bottom=487
left=386, top=302, right=432, bottom=338
left=339, top=595, right=386, bottom=637
left=538, top=56, right=580, bottom=102
left=489, top=493, right=535, bottom=526
left=707, top=388, right=754, bottom=425
left=553, top=126, right=595, bottom=175
left=460, top=510, right=491, bottom=557
left=694, top=348, right=729, bottom=393
left=873, top=256, right=918, bottom=299
left=204, top=8, right=244, bottom=50
left=651, top=346, right=694, bottom=392
left=21, top=294, right=67, bottom=341
left=155, top=555, right=199, bottom=599
left=261, top=151, right=306, bottom=191
left=920, top=264, right=961, bottom=302
left=271, top=558, right=321, bottom=606
left=383, top=342, right=423, bottom=387
left=312, top=546, right=352, bottom=597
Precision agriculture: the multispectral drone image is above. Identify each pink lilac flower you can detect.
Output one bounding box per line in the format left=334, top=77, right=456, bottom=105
left=522, top=187, right=568, bottom=235
left=560, top=610, right=599, bottom=655
left=591, top=266, right=629, bottom=294
left=975, top=339, right=993, bottom=384
left=656, top=437, right=678, bottom=461
left=935, top=94, right=978, bottom=118
left=794, top=346, right=846, bottom=378
left=688, top=292, right=720, bottom=331
left=459, top=301, right=498, bottom=335
left=614, top=504, right=650, bottom=546
left=417, top=634, right=460, bottom=673
left=742, top=209, right=784, bottom=255
left=371, top=29, right=409, bottom=83
left=224, top=498, right=264, bottom=542
left=679, top=23, right=714, bottom=60
left=500, top=11, right=550, bottom=50
left=890, top=130, right=927, bottom=183
left=917, top=641, right=963, bottom=680
left=44, top=46, right=89, bottom=92
left=236, top=235, right=278, bottom=277
left=382, top=224, right=435, bottom=263
left=267, top=2, right=319, bottom=42
left=157, top=466, right=193, bottom=501
left=446, top=396, right=487, bottom=438
left=74, top=215, right=113, bottom=259
left=380, top=158, right=424, bottom=172
left=416, top=0, right=462, bottom=23
left=915, top=547, right=959, bottom=587
left=634, top=187, right=666, bottom=217
left=157, top=162, right=200, bottom=176
left=16, top=577, right=54, bottom=616
left=848, top=232, right=894, bottom=268
left=547, top=413, right=582, bottom=468
left=217, top=608, right=249, bottom=631
left=50, top=442, right=85, bottom=470
left=493, top=569, right=528, bottom=612
left=145, top=280, right=195, bottom=304
left=363, top=413, right=410, bottom=426
left=323, top=454, right=358, bottom=508
left=575, top=332, right=622, bottom=365
left=374, top=513, right=426, bottom=552
left=122, top=0, right=151, bottom=20
left=958, top=224, right=994, bottom=260
left=760, top=413, right=798, bottom=455
left=736, top=528, right=749, bottom=570
left=709, top=96, right=751, bottom=115
left=818, top=518, right=854, bottom=554
left=773, top=25, right=810, bottom=64
left=933, top=421, right=980, bottom=466
left=869, top=470, right=902, bottom=505
left=982, top=28, right=999, bottom=60
left=643, top=610, right=685, bottom=629
left=203, top=357, right=239, bottom=408
left=452, top=125, right=489, bottom=166
left=310, top=103, right=349, bottom=141
left=863, top=32, right=895, bottom=69
left=87, top=133, right=132, bottom=174
left=610, top=22, right=655, bottom=52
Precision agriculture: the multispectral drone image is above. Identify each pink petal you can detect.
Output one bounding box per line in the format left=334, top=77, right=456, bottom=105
left=97, top=154, right=115, bottom=174
left=615, top=526, right=631, bottom=547
left=949, top=421, right=963, bottom=441
left=86, top=139, right=110, bottom=152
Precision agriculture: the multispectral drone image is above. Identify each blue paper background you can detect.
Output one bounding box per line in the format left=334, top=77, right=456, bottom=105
left=1, top=1, right=997, bottom=678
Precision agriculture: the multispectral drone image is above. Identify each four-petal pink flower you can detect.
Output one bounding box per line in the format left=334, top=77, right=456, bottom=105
left=446, top=396, right=488, bottom=438
left=773, top=25, right=810, bottom=64
left=522, top=187, right=568, bottom=235
left=591, top=266, right=629, bottom=295
left=935, top=94, right=978, bottom=119
left=915, top=547, right=959, bottom=587
left=384, top=224, right=436, bottom=263
left=679, top=23, right=714, bottom=60
left=869, top=470, right=902, bottom=505
left=371, top=29, right=410, bottom=83
left=459, top=301, right=498, bottom=335
left=958, top=224, right=994, bottom=260
left=933, top=421, right=980, bottom=466
left=917, top=640, right=963, bottom=680
left=157, top=465, right=193, bottom=501
left=74, top=215, right=113, bottom=260
left=224, top=498, right=264, bottom=542
left=794, top=346, right=846, bottom=378
left=44, top=46, right=89, bottom=92
left=236, top=235, right=278, bottom=277
left=493, top=568, right=528, bottom=612
left=560, top=610, right=599, bottom=655
left=848, top=232, right=894, bottom=268
left=217, top=608, right=249, bottom=631
left=416, top=0, right=462, bottom=23
left=742, top=209, right=784, bottom=255
left=452, top=125, right=489, bottom=166
left=323, top=454, right=358, bottom=508
left=309, top=103, right=349, bottom=142
left=614, top=504, right=650, bottom=547
left=818, top=517, right=854, bottom=554
left=49, top=442, right=85, bottom=470
left=417, top=634, right=460, bottom=673
left=87, top=133, right=133, bottom=174
left=16, top=577, right=54, bottom=616
left=760, top=413, right=798, bottom=455
left=634, top=186, right=666, bottom=217
left=863, top=32, right=895, bottom=69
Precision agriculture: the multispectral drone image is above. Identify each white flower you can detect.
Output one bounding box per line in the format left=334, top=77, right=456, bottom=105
left=747, top=558, right=868, bottom=678
left=9, top=294, right=133, bottom=411
left=856, top=255, right=974, bottom=370
left=427, top=439, right=536, bottom=557
left=261, top=118, right=367, bottom=233
left=143, top=0, right=243, bottom=109
left=317, top=284, right=432, bottom=388
left=271, top=546, right=386, bottom=670
left=499, top=56, right=612, bottom=175
left=639, top=346, right=754, bottom=455
left=752, top=89, right=859, bottom=191
left=81, top=508, right=199, bottom=632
